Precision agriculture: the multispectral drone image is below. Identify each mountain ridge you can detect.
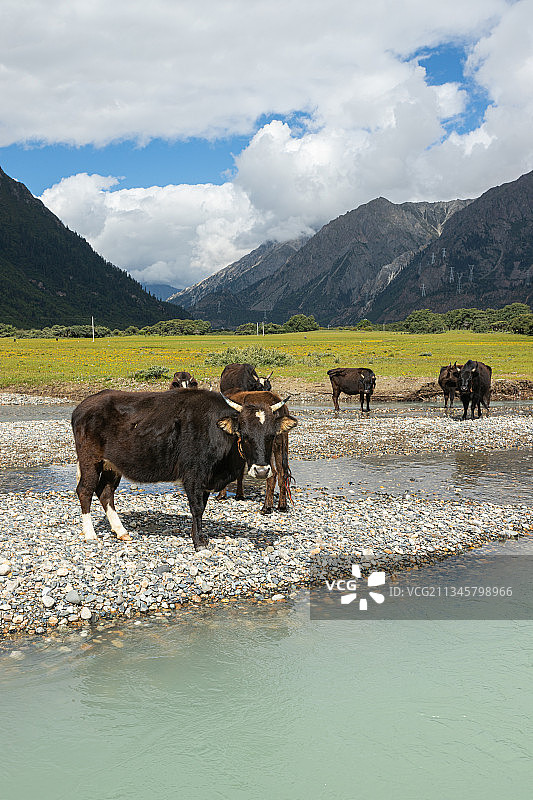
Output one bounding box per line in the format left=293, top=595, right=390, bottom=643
left=170, top=171, right=533, bottom=326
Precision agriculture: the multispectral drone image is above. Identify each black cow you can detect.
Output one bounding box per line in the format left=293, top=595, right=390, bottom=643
left=169, top=371, right=198, bottom=389
left=71, top=388, right=297, bottom=550
left=217, top=390, right=294, bottom=514
left=438, top=362, right=462, bottom=409
left=458, top=360, right=492, bottom=420
left=327, top=367, right=376, bottom=412
left=220, top=363, right=272, bottom=394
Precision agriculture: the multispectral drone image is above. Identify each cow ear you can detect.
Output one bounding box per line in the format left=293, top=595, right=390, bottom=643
left=472, top=365, right=477, bottom=373
left=277, top=416, right=298, bottom=433
left=218, top=416, right=237, bottom=435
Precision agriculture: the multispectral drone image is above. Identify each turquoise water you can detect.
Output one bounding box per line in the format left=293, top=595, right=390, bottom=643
left=2, top=588, right=533, bottom=800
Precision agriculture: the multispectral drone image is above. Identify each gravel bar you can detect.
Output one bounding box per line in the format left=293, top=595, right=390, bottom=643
left=1, top=488, right=531, bottom=637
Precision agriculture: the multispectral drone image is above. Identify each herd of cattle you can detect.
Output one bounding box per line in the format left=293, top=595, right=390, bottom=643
left=71, top=359, right=492, bottom=549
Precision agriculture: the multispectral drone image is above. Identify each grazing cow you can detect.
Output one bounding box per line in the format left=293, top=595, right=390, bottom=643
left=217, top=390, right=295, bottom=514
left=71, top=388, right=297, bottom=550
left=219, top=363, right=273, bottom=394
left=458, top=360, right=492, bottom=420
left=169, top=371, right=198, bottom=389
left=438, top=363, right=462, bottom=409
left=327, top=367, right=376, bottom=412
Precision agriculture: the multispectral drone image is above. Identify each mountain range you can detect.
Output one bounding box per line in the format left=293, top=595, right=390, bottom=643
left=2, top=164, right=532, bottom=330
left=170, top=171, right=533, bottom=326
left=0, top=166, right=184, bottom=329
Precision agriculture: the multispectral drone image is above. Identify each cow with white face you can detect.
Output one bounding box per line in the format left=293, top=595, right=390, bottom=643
left=169, top=371, right=198, bottom=389
left=221, top=390, right=296, bottom=514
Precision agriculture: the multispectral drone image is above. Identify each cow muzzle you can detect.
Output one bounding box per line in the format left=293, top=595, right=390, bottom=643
left=248, top=464, right=273, bottom=479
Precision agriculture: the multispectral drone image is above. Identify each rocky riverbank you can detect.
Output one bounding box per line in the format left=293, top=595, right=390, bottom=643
left=1, top=486, right=531, bottom=637
left=0, top=392, right=532, bottom=636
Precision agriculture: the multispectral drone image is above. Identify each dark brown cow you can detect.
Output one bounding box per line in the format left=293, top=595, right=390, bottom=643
left=71, top=388, right=297, bottom=550
left=327, top=367, right=376, bottom=412
left=218, top=390, right=295, bottom=514
left=169, top=371, right=198, bottom=389
left=459, top=360, right=492, bottom=420
left=438, top=363, right=462, bottom=409
left=220, top=363, right=272, bottom=394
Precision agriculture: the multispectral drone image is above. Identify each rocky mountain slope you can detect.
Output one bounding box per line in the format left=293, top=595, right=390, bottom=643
left=173, top=197, right=469, bottom=325
left=171, top=238, right=308, bottom=309
left=367, top=170, right=533, bottom=322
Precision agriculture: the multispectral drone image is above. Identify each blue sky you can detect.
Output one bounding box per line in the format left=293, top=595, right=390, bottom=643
left=1, top=0, right=531, bottom=290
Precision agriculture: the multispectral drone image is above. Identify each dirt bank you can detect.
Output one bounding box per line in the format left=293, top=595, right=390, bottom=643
left=2, top=376, right=533, bottom=404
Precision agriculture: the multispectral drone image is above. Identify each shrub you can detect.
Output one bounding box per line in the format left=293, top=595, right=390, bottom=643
left=205, top=346, right=295, bottom=367
left=133, top=366, right=170, bottom=381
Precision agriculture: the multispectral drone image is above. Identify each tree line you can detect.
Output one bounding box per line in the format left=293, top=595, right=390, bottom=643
left=1, top=305, right=531, bottom=339
left=0, top=318, right=212, bottom=339
left=352, top=304, right=533, bottom=335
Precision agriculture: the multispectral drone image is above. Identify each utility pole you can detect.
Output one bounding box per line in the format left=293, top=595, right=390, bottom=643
left=449, top=265, right=454, bottom=283
left=431, top=253, right=435, bottom=265
left=457, top=273, right=463, bottom=294
left=442, top=247, right=446, bottom=261
left=421, top=283, right=426, bottom=297
left=469, top=264, right=474, bottom=283
left=91, top=316, right=95, bottom=342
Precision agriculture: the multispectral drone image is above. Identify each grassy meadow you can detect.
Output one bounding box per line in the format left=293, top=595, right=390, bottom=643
left=0, top=330, right=531, bottom=393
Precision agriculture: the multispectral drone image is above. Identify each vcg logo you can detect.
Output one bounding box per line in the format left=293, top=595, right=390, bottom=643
left=326, top=564, right=386, bottom=611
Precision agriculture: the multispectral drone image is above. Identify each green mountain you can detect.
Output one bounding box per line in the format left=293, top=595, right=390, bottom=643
left=0, top=166, right=184, bottom=328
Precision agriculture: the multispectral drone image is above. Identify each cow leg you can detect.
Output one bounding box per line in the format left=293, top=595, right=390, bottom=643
left=185, top=486, right=209, bottom=550
left=75, top=458, right=100, bottom=541
left=365, top=392, right=371, bottom=413
left=235, top=466, right=245, bottom=500
left=449, top=390, right=454, bottom=408
left=261, top=472, right=276, bottom=515
left=216, top=487, right=228, bottom=501
left=461, top=397, right=469, bottom=420
left=444, top=391, right=449, bottom=409
left=95, top=465, right=130, bottom=541
left=275, top=435, right=289, bottom=512
left=332, top=386, right=341, bottom=411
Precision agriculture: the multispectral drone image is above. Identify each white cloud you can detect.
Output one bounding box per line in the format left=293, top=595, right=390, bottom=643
left=41, top=175, right=261, bottom=288
left=1, top=0, right=507, bottom=147
left=20, top=0, right=533, bottom=288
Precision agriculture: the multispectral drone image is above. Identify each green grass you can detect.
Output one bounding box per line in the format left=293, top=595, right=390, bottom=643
left=0, top=330, right=531, bottom=391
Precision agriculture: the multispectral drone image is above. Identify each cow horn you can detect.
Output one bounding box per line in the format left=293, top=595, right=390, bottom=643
left=271, top=395, right=291, bottom=411
left=266, top=371, right=273, bottom=380
left=221, top=394, right=243, bottom=412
